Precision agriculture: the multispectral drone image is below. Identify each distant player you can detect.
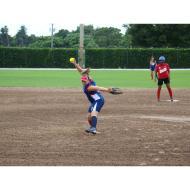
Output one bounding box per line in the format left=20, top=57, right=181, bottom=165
left=155, top=56, right=173, bottom=102
left=70, top=58, right=122, bottom=134
left=149, top=56, right=157, bottom=80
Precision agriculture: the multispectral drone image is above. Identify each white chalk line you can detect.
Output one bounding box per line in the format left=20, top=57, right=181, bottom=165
left=100, top=114, right=190, bottom=123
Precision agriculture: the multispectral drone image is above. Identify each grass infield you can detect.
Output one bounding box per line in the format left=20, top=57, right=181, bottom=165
left=0, top=69, right=189, bottom=88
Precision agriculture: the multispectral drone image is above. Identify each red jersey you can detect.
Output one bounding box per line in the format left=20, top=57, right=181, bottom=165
left=155, top=63, right=170, bottom=79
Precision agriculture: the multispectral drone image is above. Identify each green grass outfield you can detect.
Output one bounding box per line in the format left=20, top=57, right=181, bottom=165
left=0, top=69, right=189, bottom=88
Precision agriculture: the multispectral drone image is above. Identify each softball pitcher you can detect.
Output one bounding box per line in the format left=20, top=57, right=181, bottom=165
left=70, top=58, right=122, bottom=134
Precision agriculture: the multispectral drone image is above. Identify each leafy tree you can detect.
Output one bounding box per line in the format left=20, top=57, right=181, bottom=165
left=54, top=29, right=69, bottom=39
left=53, top=37, right=65, bottom=47
left=126, top=24, right=156, bottom=47
left=126, top=24, right=190, bottom=48
left=120, top=34, right=132, bottom=48
left=63, top=32, right=79, bottom=48
left=84, top=35, right=99, bottom=48
left=154, top=24, right=190, bottom=47
left=3, top=24, right=190, bottom=48
left=28, top=34, right=37, bottom=45
left=15, top=25, right=28, bottom=47
left=0, top=26, right=11, bottom=46
left=94, top=27, right=122, bottom=47
left=28, top=36, right=51, bottom=48
left=76, top=25, right=95, bottom=35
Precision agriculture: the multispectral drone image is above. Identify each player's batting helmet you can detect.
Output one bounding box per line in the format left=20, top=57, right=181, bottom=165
left=158, top=56, right=166, bottom=62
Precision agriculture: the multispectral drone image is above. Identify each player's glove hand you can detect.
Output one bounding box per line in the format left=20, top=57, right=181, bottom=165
left=109, top=87, right=123, bottom=95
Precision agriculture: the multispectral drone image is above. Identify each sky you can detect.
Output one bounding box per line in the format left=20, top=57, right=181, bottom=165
left=1, top=0, right=190, bottom=36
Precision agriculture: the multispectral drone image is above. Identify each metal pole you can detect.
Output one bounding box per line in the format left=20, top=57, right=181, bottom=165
left=79, top=24, right=85, bottom=68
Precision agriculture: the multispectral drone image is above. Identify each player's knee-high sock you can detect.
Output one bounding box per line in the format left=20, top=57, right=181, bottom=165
left=157, top=87, right=162, bottom=101
left=91, top=116, right=97, bottom=129
left=167, top=86, right=173, bottom=99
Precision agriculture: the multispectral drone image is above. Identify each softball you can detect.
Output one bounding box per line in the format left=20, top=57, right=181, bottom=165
left=69, top=57, right=75, bottom=63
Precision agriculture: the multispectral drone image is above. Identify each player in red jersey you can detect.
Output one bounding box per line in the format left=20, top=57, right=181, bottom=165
left=155, top=56, right=173, bottom=102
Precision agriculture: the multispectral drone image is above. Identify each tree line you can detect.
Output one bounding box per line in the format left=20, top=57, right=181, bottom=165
left=0, top=24, right=190, bottom=48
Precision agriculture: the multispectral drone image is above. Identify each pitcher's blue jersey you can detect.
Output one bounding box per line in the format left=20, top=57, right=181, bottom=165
left=83, top=80, right=104, bottom=104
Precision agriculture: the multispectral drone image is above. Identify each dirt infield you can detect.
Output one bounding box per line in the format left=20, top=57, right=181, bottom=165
left=0, top=88, right=190, bottom=166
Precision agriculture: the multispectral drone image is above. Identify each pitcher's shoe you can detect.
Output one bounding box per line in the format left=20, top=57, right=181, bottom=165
left=85, top=127, right=97, bottom=134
